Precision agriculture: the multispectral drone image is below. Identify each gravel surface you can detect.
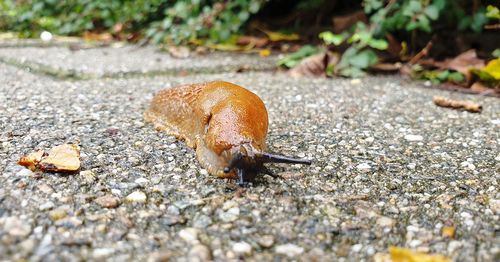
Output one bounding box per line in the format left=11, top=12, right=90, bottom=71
left=0, top=45, right=277, bottom=79
left=0, top=46, right=499, bottom=262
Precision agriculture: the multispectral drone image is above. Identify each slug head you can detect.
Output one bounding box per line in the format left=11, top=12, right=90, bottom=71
left=223, top=148, right=312, bottom=186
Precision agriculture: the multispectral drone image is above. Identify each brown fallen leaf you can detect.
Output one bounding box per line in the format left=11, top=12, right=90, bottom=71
left=433, top=96, right=482, bottom=113
left=288, top=51, right=339, bottom=78
left=435, top=49, right=485, bottom=82
left=237, top=35, right=269, bottom=48
left=83, top=31, right=113, bottom=42
left=332, top=10, right=368, bottom=33
left=18, top=150, right=44, bottom=171
left=18, top=144, right=81, bottom=173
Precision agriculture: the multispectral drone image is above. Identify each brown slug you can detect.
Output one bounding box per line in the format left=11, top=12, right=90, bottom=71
left=144, top=80, right=311, bottom=185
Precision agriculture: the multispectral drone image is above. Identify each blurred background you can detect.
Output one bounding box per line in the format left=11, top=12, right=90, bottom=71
left=1, top=0, right=498, bottom=88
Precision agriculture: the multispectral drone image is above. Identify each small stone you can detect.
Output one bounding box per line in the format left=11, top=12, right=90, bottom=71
left=93, top=248, right=115, bottom=259
left=94, top=195, right=120, bottom=208
left=148, top=251, right=171, bottom=262
left=4, top=217, right=32, bottom=237
left=17, top=167, right=34, bottom=177
left=350, top=78, right=362, bottom=85
left=167, top=205, right=180, bottom=215
left=404, top=134, right=423, bottom=142
left=125, top=191, right=147, bottom=203
left=220, top=207, right=240, bottom=222
left=80, top=170, right=97, bottom=183
left=49, top=209, right=68, bottom=221
left=179, top=228, right=199, bottom=244
left=39, top=201, right=55, bottom=211
left=356, top=163, right=371, bottom=171
left=135, top=177, right=148, bottom=186
left=232, top=242, right=252, bottom=255
left=489, top=199, right=500, bottom=214
left=193, top=214, right=212, bottom=228
left=275, top=244, right=304, bottom=257
left=258, top=235, right=275, bottom=248
left=351, top=244, right=363, bottom=252
left=37, top=183, right=54, bottom=194
left=376, top=216, right=394, bottom=227
left=188, top=244, right=212, bottom=261
left=442, top=226, right=455, bottom=238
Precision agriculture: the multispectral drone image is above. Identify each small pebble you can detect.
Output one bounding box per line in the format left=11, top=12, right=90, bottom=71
left=404, top=134, right=423, bottom=142
left=188, top=244, right=212, bottom=261
left=275, top=244, right=304, bottom=257
left=179, top=228, right=199, bottom=244
left=232, top=242, right=252, bottom=255
left=125, top=191, right=147, bottom=203
left=94, top=195, right=120, bottom=208
left=258, top=235, right=275, bottom=248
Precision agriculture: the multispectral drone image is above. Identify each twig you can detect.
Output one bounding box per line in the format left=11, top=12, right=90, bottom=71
left=407, top=40, right=433, bottom=65
left=484, top=24, right=500, bottom=30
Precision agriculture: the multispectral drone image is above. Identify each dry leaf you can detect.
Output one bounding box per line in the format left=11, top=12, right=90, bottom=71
left=433, top=96, right=482, bottom=113
left=18, top=150, right=44, bottom=171
left=259, top=49, right=271, bottom=57
left=288, top=52, right=339, bottom=78
left=436, top=49, right=485, bottom=82
left=83, top=31, right=113, bottom=42
left=38, top=144, right=81, bottom=172
left=237, top=36, right=268, bottom=48
left=262, top=30, right=300, bottom=42
left=389, top=246, right=452, bottom=262
left=19, top=144, right=81, bottom=173
left=332, top=10, right=368, bottom=33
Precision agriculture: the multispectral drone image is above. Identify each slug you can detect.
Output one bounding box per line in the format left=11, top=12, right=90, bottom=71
left=144, top=80, right=311, bottom=185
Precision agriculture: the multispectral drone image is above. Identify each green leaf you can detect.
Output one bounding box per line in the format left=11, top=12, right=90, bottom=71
left=424, top=5, right=439, bottom=20
left=493, top=49, right=500, bottom=58
left=319, top=31, right=345, bottom=46
left=448, top=72, right=465, bottom=82
left=349, top=49, right=378, bottom=68
left=368, top=38, right=388, bottom=50
left=277, top=45, right=319, bottom=68
left=486, top=5, right=500, bottom=20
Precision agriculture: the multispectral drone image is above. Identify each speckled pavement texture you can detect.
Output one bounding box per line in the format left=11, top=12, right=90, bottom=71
left=0, top=45, right=277, bottom=79
left=0, top=43, right=499, bottom=262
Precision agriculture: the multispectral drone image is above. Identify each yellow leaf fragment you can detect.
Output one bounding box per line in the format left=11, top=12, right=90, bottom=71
left=262, top=30, right=300, bottom=42
left=18, top=150, right=45, bottom=171
left=389, top=246, right=452, bottom=262
left=441, top=226, right=455, bottom=238
left=38, top=144, right=81, bottom=172
left=483, top=58, right=500, bottom=80
left=259, top=49, right=271, bottom=57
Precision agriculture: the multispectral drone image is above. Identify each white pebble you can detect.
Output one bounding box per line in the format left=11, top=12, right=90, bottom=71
left=275, top=244, right=304, bottom=257
left=232, top=242, right=252, bottom=255
left=404, top=134, right=423, bottom=142
left=356, top=163, right=371, bottom=171
left=179, top=228, right=199, bottom=244
left=125, top=191, right=147, bottom=203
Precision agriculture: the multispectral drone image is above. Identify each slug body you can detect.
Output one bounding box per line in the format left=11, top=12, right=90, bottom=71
left=145, top=80, right=310, bottom=185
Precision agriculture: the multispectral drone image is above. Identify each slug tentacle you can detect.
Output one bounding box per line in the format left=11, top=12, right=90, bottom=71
left=145, top=80, right=312, bottom=185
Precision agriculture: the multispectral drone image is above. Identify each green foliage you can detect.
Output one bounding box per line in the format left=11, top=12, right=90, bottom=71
left=0, top=0, right=265, bottom=44
left=418, top=69, right=465, bottom=84
left=277, top=45, right=319, bottom=68
left=486, top=5, right=500, bottom=20
left=147, top=0, right=264, bottom=44
left=493, top=49, right=500, bottom=58
left=320, top=22, right=388, bottom=77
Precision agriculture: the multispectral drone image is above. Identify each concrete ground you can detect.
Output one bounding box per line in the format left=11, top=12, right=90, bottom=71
left=0, top=41, right=498, bottom=261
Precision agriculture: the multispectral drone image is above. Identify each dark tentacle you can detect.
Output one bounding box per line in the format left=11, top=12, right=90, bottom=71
left=259, top=152, right=312, bottom=165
